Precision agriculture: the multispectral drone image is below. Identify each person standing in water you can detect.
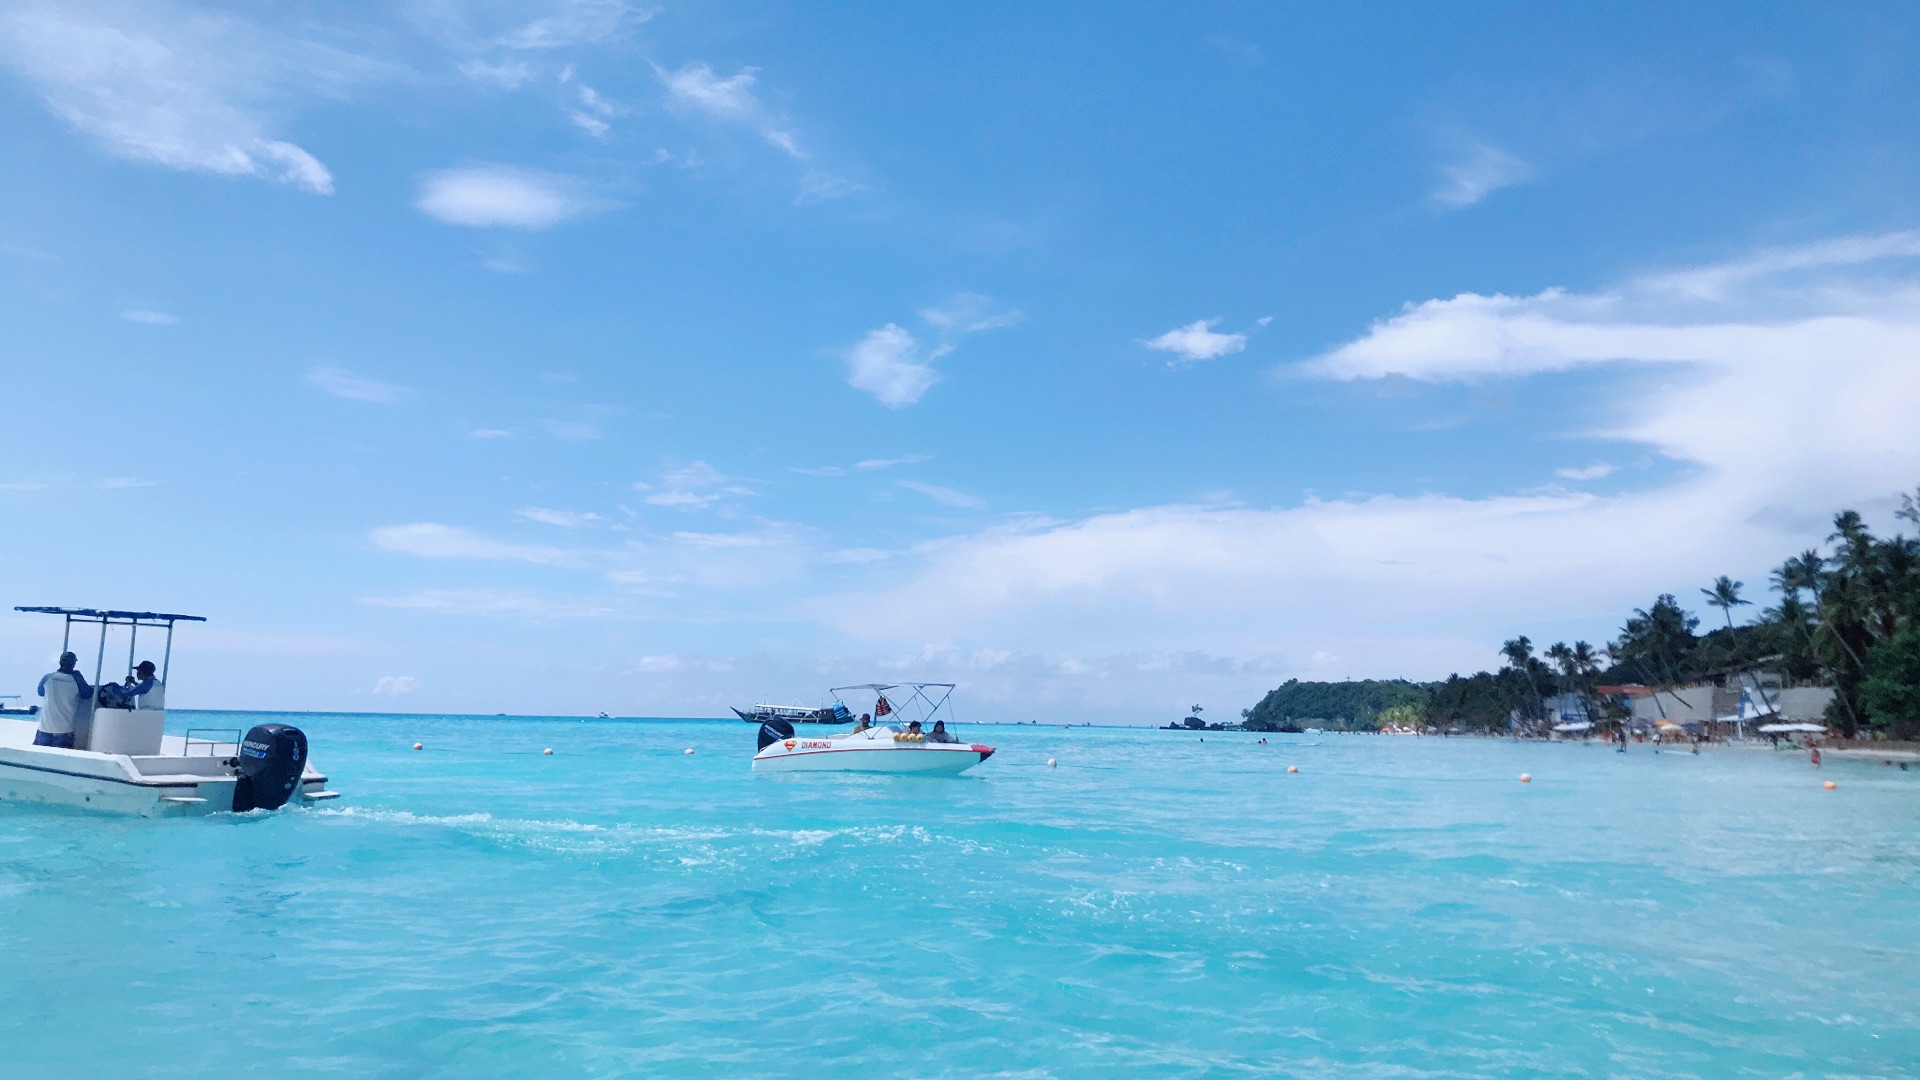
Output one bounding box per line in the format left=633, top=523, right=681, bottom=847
left=34, top=652, right=92, bottom=749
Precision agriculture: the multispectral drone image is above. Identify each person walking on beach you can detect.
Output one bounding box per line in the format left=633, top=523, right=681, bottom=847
left=1811, top=746, right=1822, bottom=767
left=34, top=652, right=91, bottom=749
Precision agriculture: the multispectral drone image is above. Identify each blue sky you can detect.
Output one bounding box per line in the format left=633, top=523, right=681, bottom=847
left=4, top=2, right=1920, bottom=720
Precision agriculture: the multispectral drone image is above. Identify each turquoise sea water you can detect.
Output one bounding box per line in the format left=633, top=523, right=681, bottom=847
left=1, top=715, right=1917, bottom=1077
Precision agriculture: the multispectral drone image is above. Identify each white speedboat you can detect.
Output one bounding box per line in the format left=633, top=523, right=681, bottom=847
left=751, top=682, right=994, bottom=775
left=0, top=606, right=336, bottom=816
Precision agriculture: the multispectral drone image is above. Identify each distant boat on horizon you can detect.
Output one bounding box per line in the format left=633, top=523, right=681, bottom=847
left=731, top=702, right=851, bottom=724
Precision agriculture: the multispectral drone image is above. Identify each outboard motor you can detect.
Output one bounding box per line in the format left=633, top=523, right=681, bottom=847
left=757, top=716, right=795, bottom=751
left=232, top=723, right=308, bottom=812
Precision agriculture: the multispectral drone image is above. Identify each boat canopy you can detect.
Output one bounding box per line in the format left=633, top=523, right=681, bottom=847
left=15, top=605, right=205, bottom=685
left=829, top=682, right=959, bottom=727
left=15, top=606, right=206, bottom=625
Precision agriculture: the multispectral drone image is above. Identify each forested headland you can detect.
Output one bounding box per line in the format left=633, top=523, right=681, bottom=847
left=1241, top=489, right=1920, bottom=740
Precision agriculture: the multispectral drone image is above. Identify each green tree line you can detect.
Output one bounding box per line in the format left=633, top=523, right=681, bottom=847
left=1242, top=490, right=1920, bottom=739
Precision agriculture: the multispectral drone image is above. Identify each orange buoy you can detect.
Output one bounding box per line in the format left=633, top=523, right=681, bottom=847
left=1520, top=773, right=1532, bottom=783
left=1287, top=765, right=1298, bottom=774
left=412, top=742, right=423, bottom=751
left=1824, top=780, right=1836, bottom=790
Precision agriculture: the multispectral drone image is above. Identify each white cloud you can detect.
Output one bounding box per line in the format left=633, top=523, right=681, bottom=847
left=897, top=480, right=982, bottom=509
left=1555, top=463, right=1616, bottom=481
left=516, top=507, right=602, bottom=527
left=0, top=2, right=350, bottom=194
left=842, top=295, right=1017, bottom=407
left=820, top=233, right=1920, bottom=679
left=306, top=366, right=406, bottom=404
left=416, top=165, right=600, bottom=229
left=372, top=674, right=419, bottom=695
left=655, top=61, right=803, bottom=158
left=1432, top=142, right=1535, bottom=209
left=0, top=481, right=49, bottom=492
left=1143, top=318, right=1246, bottom=365
left=847, top=324, right=938, bottom=408
left=369, top=523, right=570, bottom=565
left=120, top=308, right=178, bottom=325
left=470, top=428, right=513, bottom=439
left=100, top=477, right=155, bottom=489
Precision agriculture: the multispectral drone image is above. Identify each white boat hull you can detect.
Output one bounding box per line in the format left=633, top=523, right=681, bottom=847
left=0, top=718, right=333, bottom=816
left=752, top=730, right=994, bottom=775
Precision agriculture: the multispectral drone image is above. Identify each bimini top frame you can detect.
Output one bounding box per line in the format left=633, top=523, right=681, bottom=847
left=830, top=682, right=959, bottom=727
left=15, top=606, right=207, bottom=687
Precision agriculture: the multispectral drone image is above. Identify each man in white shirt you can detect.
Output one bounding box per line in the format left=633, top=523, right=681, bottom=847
left=124, top=661, right=165, bottom=710
left=34, top=652, right=92, bottom=749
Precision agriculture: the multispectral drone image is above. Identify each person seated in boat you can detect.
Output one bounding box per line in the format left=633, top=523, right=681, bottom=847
left=123, top=661, right=164, bottom=710
left=849, top=713, right=872, bottom=733
left=906, top=720, right=924, bottom=739
left=928, top=719, right=958, bottom=743
left=33, top=652, right=91, bottom=749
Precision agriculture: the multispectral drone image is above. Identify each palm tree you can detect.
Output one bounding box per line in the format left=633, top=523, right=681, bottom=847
left=1701, top=575, right=1751, bottom=631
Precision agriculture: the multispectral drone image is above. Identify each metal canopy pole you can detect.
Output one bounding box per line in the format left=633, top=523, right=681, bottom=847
left=127, top=622, right=138, bottom=681
left=93, top=619, right=107, bottom=684
left=62, top=614, right=71, bottom=654
left=161, top=621, right=174, bottom=685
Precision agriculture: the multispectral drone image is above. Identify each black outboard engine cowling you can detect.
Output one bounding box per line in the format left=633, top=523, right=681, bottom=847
left=232, top=723, right=308, bottom=812
left=757, top=717, right=795, bottom=751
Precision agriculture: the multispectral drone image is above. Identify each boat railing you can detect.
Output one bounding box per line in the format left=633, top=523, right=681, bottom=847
left=182, top=728, right=242, bottom=756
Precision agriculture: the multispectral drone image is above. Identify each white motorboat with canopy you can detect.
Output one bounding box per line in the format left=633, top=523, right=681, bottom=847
left=751, top=682, right=994, bottom=774
left=0, top=606, right=336, bottom=815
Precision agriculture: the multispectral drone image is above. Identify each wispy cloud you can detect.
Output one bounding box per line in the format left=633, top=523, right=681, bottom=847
left=120, top=308, right=178, bottom=325
left=458, top=57, right=532, bottom=88
left=516, top=507, right=602, bottom=527
left=470, top=428, right=513, bottom=439
left=638, top=461, right=753, bottom=510
left=655, top=61, right=803, bottom=158
left=369, top=523, right=570, bottom=564
left=416, top=165, right=603, bottom=229
left=1432, top=142, right=1535, bottom=209
left=306, top=366, right=406, bottom=404
left=0, top=2, right=355, bottom=194
left=100, top=476, right=156, bottom=489
left=1143, top=318, right=1260, bottom=365
left=371, top=674, right=418, bottom=695
left=898, top=479, right=982, bottom=508
left=1555, top=463, right=1616, bottom=482
left=856, top=454, right=929, bottom=471
left=363, top=587, right=616, bottom=619
left=920, top=293, right=1022, bottom=336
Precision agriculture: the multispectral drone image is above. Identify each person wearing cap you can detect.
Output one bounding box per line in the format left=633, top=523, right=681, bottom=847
left=123, top=661, right=165, bottom=711
left=34, top=652, right=92, bottom=749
